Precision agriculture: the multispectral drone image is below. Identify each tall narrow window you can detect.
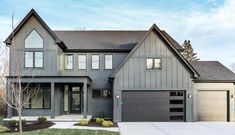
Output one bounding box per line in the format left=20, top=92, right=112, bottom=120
left=65, top=54, right=74, bottom=69
left=92, top=54, right=100, bottom=69
left=78, top=54, right=86, bottom=70
left=25, top=29, right=43, bottom=48
left=25, top=52, right=33, bottom=67
left=105, top=54, right=112, bottom=69
left=35, top=52, right=43, bottom=68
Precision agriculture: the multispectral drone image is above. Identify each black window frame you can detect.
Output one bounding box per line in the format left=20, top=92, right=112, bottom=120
left=104, top=54, right=113, bottom=70
left=24, top=51, right=44, bottom=68
left=64, top=54, right=74, bottom=70
left=24, top=88, right=51, bottom=109
left=146, top=58, right=162, bottom=70
left=92, top=89, right=112, bottom=99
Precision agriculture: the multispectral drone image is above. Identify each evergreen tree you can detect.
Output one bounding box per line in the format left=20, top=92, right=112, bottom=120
left=181, top=40, right=199, bottom=61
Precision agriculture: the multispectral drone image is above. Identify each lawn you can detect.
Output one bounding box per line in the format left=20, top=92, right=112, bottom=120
left=0, top=129, right=119, bottom=135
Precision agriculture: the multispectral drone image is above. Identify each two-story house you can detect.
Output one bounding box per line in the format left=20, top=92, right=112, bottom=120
left=4, top=9, right=235, bottom=122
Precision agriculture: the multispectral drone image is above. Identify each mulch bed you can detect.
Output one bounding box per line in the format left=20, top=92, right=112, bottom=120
left=5, top=121, right=55, bottom=133
left=74, top=119, right=118, bottom=127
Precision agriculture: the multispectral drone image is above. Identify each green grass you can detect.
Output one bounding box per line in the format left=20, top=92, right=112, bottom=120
left=0, top=129, right=119, bottom=135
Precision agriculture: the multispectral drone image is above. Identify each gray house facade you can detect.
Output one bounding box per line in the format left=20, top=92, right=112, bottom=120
left=4, top=9, right=235, bottom=122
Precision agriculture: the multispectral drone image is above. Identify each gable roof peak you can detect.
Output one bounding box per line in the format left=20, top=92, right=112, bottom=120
left=3, top=9, right=67, bottom=49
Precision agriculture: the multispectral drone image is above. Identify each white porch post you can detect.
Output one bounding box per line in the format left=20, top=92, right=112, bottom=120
left=83, top=80, right=88, bottom=118
left=7, top=79, right=13, bottom=118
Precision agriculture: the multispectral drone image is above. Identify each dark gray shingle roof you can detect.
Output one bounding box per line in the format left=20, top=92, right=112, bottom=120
left=53, top=30, right=184, bottom=51
left=190, top=61, right=235, bottom=81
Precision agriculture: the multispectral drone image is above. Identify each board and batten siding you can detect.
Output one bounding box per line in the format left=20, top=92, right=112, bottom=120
left=113, top=31, right=195, bottom=122
left=10, top=16, right=59, bottom=76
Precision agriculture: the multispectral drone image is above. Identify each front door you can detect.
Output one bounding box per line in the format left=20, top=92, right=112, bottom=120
left=70, top=86, right=81, bottom=113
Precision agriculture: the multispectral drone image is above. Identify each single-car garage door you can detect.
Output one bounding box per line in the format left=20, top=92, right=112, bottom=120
left=197, top=90, right=229, bottom=121
left=122, top=91, right=185, bottom=122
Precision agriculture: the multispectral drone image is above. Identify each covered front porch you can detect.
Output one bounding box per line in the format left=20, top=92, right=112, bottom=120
left=6, top=76, right=92, bottom=119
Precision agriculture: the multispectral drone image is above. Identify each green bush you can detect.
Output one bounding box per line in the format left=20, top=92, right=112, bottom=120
left=37, top=117, right=47, bottom=124
left=79, top=119, right=89, bottom=126
left=102, top=120, right=113, bottom=127
left=7, top=120, right=17, bottom=127
left=21, top=119, right=26, bottom=126
left=95, top=118, right=104, bottom=124
left=98, top=111, right=105, bottom=118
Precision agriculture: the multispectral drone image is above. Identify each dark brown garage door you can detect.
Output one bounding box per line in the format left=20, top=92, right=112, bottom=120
left=122, top=91, right=185, bottom=122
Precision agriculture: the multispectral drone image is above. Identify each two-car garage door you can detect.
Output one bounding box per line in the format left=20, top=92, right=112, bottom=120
left=197, top=90, right=229, bottom=121
left=122, top=91, right=185, bottom=122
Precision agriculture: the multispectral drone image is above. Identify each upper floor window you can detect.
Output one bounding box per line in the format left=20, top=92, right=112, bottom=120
left=25, top=51, right=43, bottom=68
left=25, top=29, right=43, bottom=48
left=65, top=54, right=73, bottom=69
left=78, top=54, right=86, bottom=70
left=105, top=54, right=112, bottom=69
left=146, top=58, right=161, bottom=69
left=92, top=54, right=100, bottom=69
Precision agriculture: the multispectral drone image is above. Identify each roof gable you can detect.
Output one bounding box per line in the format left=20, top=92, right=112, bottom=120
left=110, top=24, right=199, bottom=78
left=4, top=9, right=67, bottom=49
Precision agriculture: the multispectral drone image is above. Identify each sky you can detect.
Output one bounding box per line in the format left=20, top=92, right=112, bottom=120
left=0, top=0, right=234, bottom=71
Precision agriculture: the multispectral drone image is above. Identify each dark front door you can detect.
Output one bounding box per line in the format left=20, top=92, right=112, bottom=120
left=70, top=86, right=81, bottom=113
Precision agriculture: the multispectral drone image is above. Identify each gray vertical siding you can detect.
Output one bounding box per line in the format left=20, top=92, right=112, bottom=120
left=113, top=31, right=195, bottom=122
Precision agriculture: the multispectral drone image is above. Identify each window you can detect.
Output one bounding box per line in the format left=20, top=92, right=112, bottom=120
left=92, top=89, right=112, bottom=98
left=92, top=54, right=100, bottom=69
left=25, top=29, right=43, bottom=48
left=105, top=54, right=112, bottom=69
left=146, top=58, right=161, bottom=69
left=170, top=100, right=184, bottom=104
left=78, top=54, right=86, bottom=69
left=25, top=88, right=51, bottom=109
left=92, top=90, right=101, bottom=98
left=102, top=90, right=112, bottom=98
left=170, top=92, right=184, bottom=96
left=170, top=108, right=184, bottom=112
left=25, top=51, right=43, bottom=68
left=25, top=52, right=33, bottom=67
left=65, top=54, right=74, bottom=69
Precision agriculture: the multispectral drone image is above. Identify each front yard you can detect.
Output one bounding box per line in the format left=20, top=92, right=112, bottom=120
left=0, top=129, right=119, bottom=135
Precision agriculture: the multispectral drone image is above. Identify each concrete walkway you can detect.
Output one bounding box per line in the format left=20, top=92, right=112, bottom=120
left=118, top=122, right=235, bottom=135
left=50, top=122, right=119, bottom=132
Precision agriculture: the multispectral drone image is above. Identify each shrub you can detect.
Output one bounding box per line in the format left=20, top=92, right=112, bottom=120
left=37, top=117, right=47, bottom=124
left=98, top=111, right=105, bottom=118
left=8, top=120, right=17, bottom=127
left=102, top=120, right=113, bottom=127
left=79, top=119, right=89, bottom=126
left=21, top=119, right=26, bottom=126
left=96, top=118, right=104, bottom=124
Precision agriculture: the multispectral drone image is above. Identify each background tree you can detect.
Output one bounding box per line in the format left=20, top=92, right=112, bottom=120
left=0, top=13, right=40, bottom=133
left=181, top=40, right=199, bottom=61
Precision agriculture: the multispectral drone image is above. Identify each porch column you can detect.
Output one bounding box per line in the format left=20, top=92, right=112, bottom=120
left=83, top=80, right=88, bottom=118
left=50, top=82, right=55, bottom=119
left=7, top=80, right=13, bottom=118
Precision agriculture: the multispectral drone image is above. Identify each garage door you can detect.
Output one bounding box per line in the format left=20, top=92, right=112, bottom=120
left=122, top=91, right=185, bottom=122
left=197, top=91, right=228, bottom=121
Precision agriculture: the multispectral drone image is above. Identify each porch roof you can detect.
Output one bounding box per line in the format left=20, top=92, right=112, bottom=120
left=6, top=76, right=92, bottom=85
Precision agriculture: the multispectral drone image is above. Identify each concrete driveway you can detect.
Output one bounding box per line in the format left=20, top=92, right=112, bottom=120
left=118, top=122, right=235, bottom=135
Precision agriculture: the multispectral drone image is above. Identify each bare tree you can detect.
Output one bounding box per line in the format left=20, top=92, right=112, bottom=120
left=0, top=13, right=40, bottom=133
left=181, top=40, right=199, bottom=61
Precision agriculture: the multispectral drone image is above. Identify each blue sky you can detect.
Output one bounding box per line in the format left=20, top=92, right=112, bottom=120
left=0, top=0, right=234, bottom=71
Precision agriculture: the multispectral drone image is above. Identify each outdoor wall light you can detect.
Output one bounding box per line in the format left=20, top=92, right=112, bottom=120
left=231, top=94, right=234, bottom=99
left=116, top=95, right=120, bottom=99
left=188, top=94, right=192, bottom=99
